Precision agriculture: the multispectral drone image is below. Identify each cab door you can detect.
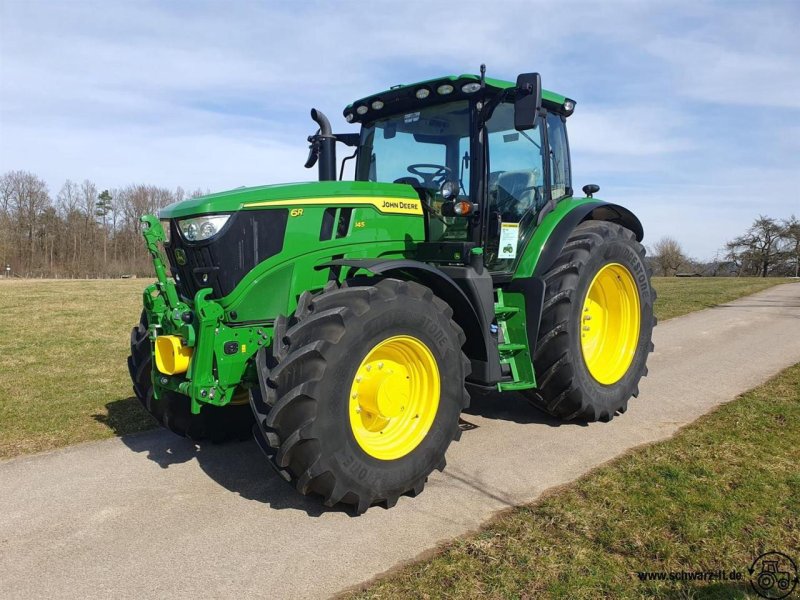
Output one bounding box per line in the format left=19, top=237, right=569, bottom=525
left=483, top=102, right=548, bottom=272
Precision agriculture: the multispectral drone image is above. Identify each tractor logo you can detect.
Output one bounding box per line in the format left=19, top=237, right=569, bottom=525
left=174, top=248, right=187, bottom=266
left=749, top=551, right=798, bottom=599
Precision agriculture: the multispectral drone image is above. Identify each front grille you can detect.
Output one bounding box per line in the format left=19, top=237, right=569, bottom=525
left=164, top=209, right=288, bottom=300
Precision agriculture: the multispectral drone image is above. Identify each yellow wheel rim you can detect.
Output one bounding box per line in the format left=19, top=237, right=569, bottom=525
left=349, top=335, right=440, bottom=461
left=580, top=263, right=641, bottom=385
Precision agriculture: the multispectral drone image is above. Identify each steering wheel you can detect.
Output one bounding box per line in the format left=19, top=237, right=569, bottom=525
left=407, top=164, right=452, bottom=187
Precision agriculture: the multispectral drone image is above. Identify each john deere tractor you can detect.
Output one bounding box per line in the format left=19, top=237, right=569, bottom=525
left=129, top=69, right=655, bottom=513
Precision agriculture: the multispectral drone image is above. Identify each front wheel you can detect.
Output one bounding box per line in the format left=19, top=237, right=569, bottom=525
left=127, top=311, right=254, bottom=442
left=525, top=220, right=655, bottom=421
left=251, top=278, right=471, bottom=514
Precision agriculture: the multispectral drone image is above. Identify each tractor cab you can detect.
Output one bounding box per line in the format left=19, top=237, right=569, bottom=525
left=310, top=70, right=575, bottom=272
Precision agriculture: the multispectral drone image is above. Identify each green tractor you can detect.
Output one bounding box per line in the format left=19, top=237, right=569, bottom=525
left=129, top=69, right=655, bottom=513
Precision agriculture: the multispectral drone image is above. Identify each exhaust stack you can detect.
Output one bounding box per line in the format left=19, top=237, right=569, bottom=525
left=305, top=108, right=337, bottom=181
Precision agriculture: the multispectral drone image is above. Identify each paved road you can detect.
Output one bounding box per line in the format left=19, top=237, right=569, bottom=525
left=2, top=283, right=799, bottom=599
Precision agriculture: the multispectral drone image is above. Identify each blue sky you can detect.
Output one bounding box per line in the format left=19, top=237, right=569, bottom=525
left=1, top=0, right=798, bottom=259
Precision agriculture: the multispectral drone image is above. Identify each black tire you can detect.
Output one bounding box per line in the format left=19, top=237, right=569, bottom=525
left=525, top=220, right=655, bottom=421
left=250, top=278, right=471, bottom=514
left=127, top=311, right=253, bottom=442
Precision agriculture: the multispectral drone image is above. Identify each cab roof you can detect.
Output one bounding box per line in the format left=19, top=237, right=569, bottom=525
left=344, top=73, right=572, bottom=125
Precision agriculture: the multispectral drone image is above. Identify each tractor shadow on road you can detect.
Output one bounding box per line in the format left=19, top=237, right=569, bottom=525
left=100, top=398, right=352, bottom=517
left=462, top=387, right=586, bottom=428
left=100, top=388, right=585, bottom=517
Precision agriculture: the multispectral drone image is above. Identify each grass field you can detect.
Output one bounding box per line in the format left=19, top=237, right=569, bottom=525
left=349, top=364, right=800, bottom=600
left=0, top=279, right=151, bottom=457
left=0, top=276, right=792, bottom=459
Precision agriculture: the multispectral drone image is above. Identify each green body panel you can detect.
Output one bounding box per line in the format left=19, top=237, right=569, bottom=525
left=159, top=180, right=419, bottom=219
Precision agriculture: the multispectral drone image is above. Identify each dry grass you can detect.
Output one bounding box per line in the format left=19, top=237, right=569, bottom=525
left=651, top=276, right=792, bottom=320
left=0, top=276, right=792, bottom=459
left=0, top=279, right=154, bottom=458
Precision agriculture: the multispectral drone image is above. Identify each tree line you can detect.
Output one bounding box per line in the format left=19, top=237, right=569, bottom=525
left=0, top=170, right=208, bottom=278
left=650, top=215, right=800, bottom=278
left=2, top=169, right=797, bottom=279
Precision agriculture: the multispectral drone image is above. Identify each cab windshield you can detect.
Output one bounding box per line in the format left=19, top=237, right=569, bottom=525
left=355, top=100, right=471, bottom=189
left=355, top=100, right=472, bottom=240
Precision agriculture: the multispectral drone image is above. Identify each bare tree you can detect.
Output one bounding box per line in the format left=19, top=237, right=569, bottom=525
left=1, top=171, right=51, bottom=274
left=726, top=215, right=783, bottom=277
left=782, top=215, right=800, bottom=278
left=651, top=236, right=687, bottom=276
left=1, top=170, right=188, bottom=277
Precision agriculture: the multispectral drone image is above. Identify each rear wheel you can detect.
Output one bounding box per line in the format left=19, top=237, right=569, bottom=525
left=525, top=220, right=655, bottom=421
left=127, top=311, right=253, bottom=442
left=250, top=278, right=470, bottom=514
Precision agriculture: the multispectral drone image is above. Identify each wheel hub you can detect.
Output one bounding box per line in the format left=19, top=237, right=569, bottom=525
left=349, top=335, right=440, bottom=461
left=352, top=360, right=410, bottom=420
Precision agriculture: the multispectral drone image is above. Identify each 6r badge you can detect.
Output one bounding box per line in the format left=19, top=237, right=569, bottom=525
left=750, top=551, right=798, bottom=599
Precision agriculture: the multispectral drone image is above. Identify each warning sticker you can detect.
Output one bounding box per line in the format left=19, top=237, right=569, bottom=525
left=404, top=112, right=420, bottom=124
left=499, top=222, right=520, bottom=259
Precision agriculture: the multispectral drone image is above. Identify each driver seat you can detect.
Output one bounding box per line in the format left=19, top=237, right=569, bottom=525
left=496, top=170, right=539, bottom=221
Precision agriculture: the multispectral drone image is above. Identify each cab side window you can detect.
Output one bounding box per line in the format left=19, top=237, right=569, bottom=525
left=546, top=112, right=571, bottom=200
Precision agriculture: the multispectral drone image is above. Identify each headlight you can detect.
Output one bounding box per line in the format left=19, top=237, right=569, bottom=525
left=178, top=215, right=230, bottom=242
left=461, top=82, right=481, bottom=94
left=440, top=180, right=460, bottom=200
left=159, top=219, right=172, bottom=244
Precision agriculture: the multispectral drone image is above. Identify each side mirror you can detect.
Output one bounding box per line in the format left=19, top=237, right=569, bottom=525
left=582, top=184, right=600, bottom=198
left=514, top=72, right=542, bottom=131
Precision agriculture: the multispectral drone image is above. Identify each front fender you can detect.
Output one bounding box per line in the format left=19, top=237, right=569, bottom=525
left=320, top=258, right=502, bottom=385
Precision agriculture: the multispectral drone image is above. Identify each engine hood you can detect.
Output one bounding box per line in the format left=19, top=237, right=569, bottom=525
left=159, top=180, right=419, bottom=219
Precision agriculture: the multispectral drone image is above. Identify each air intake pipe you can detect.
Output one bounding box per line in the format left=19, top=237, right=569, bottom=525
left=305, top=108, right=337, bottom=181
